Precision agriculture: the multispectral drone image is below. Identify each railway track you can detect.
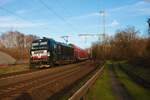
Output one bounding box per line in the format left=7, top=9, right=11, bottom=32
left=0, top=62, right=86, bottom=79
left=0, top=62, right=87, bottom=86
left=0, top=61, right=94, bottom=100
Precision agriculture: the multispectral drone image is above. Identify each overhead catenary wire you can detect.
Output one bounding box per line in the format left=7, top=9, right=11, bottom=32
left=37, top=0, right=78, bottom=32
left=55, top=0, right=72, bottom=17
left=0, top=6, right=31, bottom=22
left=0, top=0, right=78, bottom=33
left=0, top=6, right=30, bottom=63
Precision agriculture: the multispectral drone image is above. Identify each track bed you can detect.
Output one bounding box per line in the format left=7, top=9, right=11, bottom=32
left=0, top=61, right=94, bottom=100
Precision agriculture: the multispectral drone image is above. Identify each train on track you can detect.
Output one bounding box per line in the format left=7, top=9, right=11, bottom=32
left=29, top=37, right=89, bottom=68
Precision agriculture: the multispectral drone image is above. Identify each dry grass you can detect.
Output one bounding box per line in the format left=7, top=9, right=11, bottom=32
left=0, top=64, right=29, bottom=75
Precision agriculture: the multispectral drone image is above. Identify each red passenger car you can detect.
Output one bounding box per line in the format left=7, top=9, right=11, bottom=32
left=71, top=44, right=89, bottom=61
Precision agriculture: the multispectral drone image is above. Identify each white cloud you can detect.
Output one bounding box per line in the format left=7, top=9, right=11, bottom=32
left=0, top=16, right=47, bottom=28
left=109, top=1, right=150, bottom=16
left=0, top=21, right=45, bottom=28
left=93, top=20, right=120, bottom=28
left=69, top=1, right=150, bottom=22
left=69, top=12, right=100, bottom=20
left=110, top=20, right=120, bottom=27
left=15, top=9, right=28, bottom=14
left=69, top=11, right=109, bottom=21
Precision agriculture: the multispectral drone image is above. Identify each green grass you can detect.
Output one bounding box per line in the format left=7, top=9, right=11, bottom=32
left=0, top=64, right=29, bottom=75
left=120, top=62, right=150, bottom=82
left=114, top=63, right=150, bottom=100
left=86, top=67, right=115, bottom=100
left=86, top=60, right=150, bottom=100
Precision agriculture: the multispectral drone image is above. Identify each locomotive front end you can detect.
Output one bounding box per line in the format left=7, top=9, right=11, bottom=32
left=29, top=39, right=52, bottom=68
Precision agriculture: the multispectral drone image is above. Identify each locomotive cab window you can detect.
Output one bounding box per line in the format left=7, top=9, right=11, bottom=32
left=31, top=41, right=48, bottom=50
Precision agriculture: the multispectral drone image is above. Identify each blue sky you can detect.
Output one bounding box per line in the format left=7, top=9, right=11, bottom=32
left=0, top=0, right=150, bottom=48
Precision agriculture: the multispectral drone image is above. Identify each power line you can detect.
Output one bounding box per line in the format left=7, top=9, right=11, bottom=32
left=0, top=6, right=30, bottom=22
left=55, top=0, right=72, bottom=17
left=100, top=10, right=106, bottom=35
left=0, top=6, right=29, bottom=64
left=37, top=0, right=77, bottom=32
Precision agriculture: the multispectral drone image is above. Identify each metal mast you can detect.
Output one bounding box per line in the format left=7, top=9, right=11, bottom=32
left=78, top=33, right=105, bottom=43
left=60, top=35, right=70, bottom=44
left=100, top=10, right=106, bottom=35
left=148, top=18, right=150, bottom=36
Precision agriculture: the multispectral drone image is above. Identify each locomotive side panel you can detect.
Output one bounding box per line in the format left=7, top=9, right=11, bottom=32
left=55, top=43, right=74, bottom=64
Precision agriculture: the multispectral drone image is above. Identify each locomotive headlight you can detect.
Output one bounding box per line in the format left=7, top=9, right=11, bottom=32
left=31, top=51, right=34, bottom=55
left=47, top=52, right=50, bottom=56
left=44, top=50, right=47, bottom=53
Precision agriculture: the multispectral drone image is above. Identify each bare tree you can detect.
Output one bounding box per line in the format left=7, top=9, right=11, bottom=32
left=0, top=31, right=39, bottom=62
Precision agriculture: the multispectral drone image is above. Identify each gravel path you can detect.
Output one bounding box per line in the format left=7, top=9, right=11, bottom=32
left=108, top=64, right=133, bottom=100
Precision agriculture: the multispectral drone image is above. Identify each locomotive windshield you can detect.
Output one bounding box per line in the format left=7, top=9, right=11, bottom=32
left=31, top=41, right=48, bottom=50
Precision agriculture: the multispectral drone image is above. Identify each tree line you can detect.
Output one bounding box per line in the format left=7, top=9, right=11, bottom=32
left=0, top=31, right=39, bottom=62
left=0, top=20, right=150, bottom=65
left=92, top=26, right=150, bottom=67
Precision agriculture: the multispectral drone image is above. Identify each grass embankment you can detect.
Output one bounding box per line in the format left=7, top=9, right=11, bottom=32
left=86, top=64, right=115, bottom=100
left=0, top=64, right=29, bottom=75
left=120, top=62, right=150, bottom=82
left=114, top=62, right=150, bottom=100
